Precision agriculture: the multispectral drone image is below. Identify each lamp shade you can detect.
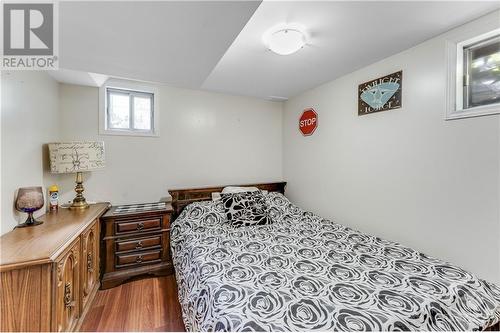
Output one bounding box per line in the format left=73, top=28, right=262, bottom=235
left=49, top=142, right=105, bottom=174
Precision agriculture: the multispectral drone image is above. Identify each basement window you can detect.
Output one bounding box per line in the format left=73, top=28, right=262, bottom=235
left=448, top=28, right=500, bottom=119
left=99, top=80, right=159, bottom=136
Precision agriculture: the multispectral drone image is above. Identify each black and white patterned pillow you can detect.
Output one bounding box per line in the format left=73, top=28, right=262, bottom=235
left=220, top=191, right=271, bottom=227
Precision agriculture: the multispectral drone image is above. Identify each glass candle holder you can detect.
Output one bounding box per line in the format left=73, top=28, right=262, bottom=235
left=15, top=186, right=44, bottom=228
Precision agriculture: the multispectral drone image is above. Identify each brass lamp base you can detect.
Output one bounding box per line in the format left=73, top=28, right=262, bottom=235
left=70, top=171, right=90, bottom=210
left=70, top=199, right=89, bottom=210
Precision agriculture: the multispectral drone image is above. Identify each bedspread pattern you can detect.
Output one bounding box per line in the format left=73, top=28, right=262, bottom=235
left=170, top=193, right=500, bottom=331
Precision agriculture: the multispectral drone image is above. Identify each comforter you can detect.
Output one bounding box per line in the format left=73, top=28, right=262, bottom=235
left=170, top=192, right=500, bottom=331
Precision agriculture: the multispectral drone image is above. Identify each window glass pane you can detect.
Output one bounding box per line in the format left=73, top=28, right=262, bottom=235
left=466, top=36, right=500, bottom=108
left=133, top=96, right=152, bottom=130
left=109, top=92, right=130, bottom=129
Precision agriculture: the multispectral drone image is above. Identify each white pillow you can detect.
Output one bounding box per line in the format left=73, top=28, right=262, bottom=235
left=212, top=192, right=222, bottom=201
left=221, top=186, right=260, bottom=194
left=214, top=187, right=269, bottom=201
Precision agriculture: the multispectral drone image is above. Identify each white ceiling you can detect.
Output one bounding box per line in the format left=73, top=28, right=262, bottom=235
left=54, top=1, right=500, bottom=100
left=202, top=1, right=500, bottom=99
left=58, top=1, right=261, bottom=87
left=48, top=68, right=108, bottom=87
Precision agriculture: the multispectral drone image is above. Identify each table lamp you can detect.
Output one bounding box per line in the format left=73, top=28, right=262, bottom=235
left=48, top=142, right=105, bottom=209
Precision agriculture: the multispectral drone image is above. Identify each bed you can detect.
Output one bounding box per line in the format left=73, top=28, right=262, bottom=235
left=169, top=183, right=500, bottom=331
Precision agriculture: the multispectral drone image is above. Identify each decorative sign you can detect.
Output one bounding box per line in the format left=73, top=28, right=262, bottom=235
left=299, top=108, right=318, bottom=136
left=358, top=70, right=402, bottom=116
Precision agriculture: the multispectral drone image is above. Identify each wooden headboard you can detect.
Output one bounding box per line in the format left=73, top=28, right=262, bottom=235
left=168, top=182, right=286, bottom=219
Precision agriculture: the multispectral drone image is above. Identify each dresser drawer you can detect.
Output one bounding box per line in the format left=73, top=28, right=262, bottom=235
left=115, top=250, right=162, bottom=268
left=114, top=218, right=161, bottom=235
left=115, top=235, right=162, bottom=253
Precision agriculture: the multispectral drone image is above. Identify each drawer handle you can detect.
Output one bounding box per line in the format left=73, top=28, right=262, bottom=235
left=136, top=222, right=145, bottom=230
left=135, top=255, right=143, bottom=263
left=135, top=241, right=143, bottom=249
left=64, top=282, right=75, bottom=308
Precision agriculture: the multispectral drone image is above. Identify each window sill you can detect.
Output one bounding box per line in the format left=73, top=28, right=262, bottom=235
left=99, top=129, right=159, bottom=137
left=446, top=103, right=500, bottom=120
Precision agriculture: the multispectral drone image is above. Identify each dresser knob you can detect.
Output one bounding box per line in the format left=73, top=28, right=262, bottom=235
left=135, top=241, right=143, bottom=249
left=135, top=255, right=143, bottom=263
left=136, top=222, right=144, bottom=230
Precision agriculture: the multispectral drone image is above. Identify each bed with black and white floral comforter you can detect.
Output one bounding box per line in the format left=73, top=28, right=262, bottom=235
left=170, top=192, right=500, bottom=331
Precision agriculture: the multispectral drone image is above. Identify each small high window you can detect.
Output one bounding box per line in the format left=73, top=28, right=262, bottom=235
left=99, top=80, right=159, bottom=136
left=448, top=28, right=500, bottom=119
left=107, top=88, right=154, bottom=131
left=463, top=35, right=500, bottom=109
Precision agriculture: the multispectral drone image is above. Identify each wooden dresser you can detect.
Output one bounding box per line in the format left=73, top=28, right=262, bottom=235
left=0, top=203, right=109, bottom=332
left=100, top=203, right=174, bottom=289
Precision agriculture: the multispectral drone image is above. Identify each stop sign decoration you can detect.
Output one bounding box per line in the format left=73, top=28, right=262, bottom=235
left=299, top=108, right=318, bottom=136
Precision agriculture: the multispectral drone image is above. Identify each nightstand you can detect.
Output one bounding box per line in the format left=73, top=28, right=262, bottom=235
left=100, top=202, right=174, bottom=289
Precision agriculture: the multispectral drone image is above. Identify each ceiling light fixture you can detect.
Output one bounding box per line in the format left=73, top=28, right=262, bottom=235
left=263, top=25, right=306, bottom=56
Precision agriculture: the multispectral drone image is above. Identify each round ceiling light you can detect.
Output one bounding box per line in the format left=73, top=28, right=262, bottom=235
left=265, top=28, right=306, bottom=56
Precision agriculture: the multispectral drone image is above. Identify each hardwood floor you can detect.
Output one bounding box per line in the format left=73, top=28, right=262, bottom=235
left=80, top=275, right=185, bottom=332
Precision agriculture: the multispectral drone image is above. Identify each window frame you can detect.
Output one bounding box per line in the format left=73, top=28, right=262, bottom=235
left=106, top=88, right=154, bottom=132
left=446, top=27, right=500, bottom=120
left=99, top=79, right=160, bottom=137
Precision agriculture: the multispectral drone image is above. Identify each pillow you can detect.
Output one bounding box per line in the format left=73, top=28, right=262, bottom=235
left=221, top=186, right=260, bottom=194
left=211, top=192, right=222, bottom=201
left=212, top=190, right=268, bottom=201
left=220, top=191, right=271, bottom=227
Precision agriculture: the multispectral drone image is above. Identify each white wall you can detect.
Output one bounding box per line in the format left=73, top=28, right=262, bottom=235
left=1, top=71, right=60, bottom=234
left=283, top=12, right=500, bottom=284
left=57, top=83, right=283, bottom=205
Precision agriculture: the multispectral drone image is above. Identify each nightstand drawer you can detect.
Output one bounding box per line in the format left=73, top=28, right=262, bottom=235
left=115, top=218, right=161, bottom=235
left=116, top=235, right=162, bottom=253
left=115, top=250, right=162, bottom=268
